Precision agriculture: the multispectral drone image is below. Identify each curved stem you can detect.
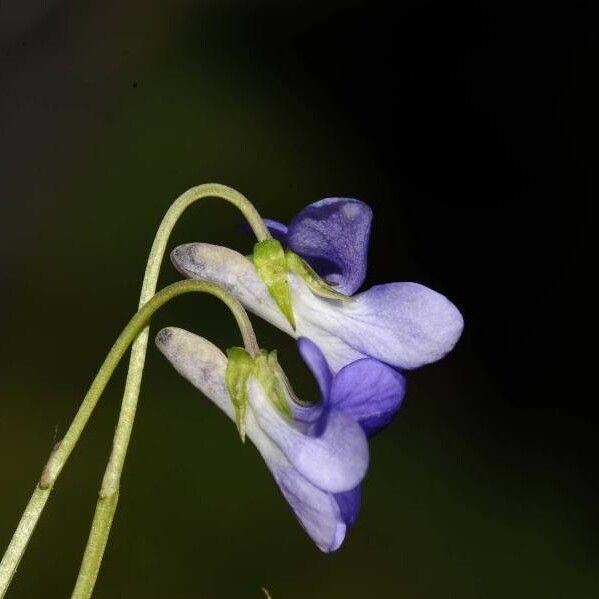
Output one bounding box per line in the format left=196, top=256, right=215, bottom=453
left=93, top=185, right=267, bottom=505
left=69, top=184, right=267, bottom=597
left=0, top=280, right=256, bottom=598
left=0, top=184, right=267, bottom=598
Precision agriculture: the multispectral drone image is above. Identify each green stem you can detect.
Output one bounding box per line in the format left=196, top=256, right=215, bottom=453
left=0, top=280, right=256, bottom=598
left=0, top=184, right=267, bottom=598
left=70, top=184, right=268, bottom=598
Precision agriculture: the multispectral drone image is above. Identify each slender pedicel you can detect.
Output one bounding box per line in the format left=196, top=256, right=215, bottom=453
left=0, top=280, right=256, bottom=597
left=0, top=184, right=266, bottom=598
left=70, top=184, right=268, bottom=598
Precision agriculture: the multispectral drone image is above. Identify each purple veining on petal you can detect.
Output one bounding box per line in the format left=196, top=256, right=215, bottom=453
left=286, top=197, right=372, bottom=295
left=330, top=358, right=406, bottom=436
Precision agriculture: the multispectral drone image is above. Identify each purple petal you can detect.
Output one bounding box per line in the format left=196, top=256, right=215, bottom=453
left=290, top=337, right=332, bottom=430
left=238, top=218, right=289, bottom=243
left=297, top=337, right=333, bottom=401
left=248, top=379, right=369, bottom=493
left=330, top=358, right=406, bottom=436
left=263, top=218, right=289, bottom=244
left=334, top=486, right=361, bottom=529
left=287, top=197, right=372, bottom=295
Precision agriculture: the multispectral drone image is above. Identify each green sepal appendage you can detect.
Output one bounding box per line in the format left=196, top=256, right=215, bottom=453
left=253, top=239, right=296, bottom=329
left=253, top=350, right=293, bottom=421
left=285, top=251, right=352, bottom=302
left=225, top=347, right=294, bottom=439
left=225, top=347, right=255, bottom=442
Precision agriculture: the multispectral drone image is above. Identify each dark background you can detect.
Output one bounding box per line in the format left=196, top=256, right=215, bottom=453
left=0, top=1, right=594, bottom=597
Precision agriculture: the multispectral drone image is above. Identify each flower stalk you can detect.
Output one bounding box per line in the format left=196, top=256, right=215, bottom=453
left=0, top=280, right=256, bottom=597
left=0, top=184, right=267, bottom=598
left=71, top=184, right=267, bottom=598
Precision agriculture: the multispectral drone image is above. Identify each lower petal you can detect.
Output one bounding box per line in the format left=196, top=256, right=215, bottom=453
left=294, top=279, right=464, bottom=371
left=250, top=401, right=349, bottom=552
left=343, top=282, right=464, bottom=369
left=247, top=378, right=369, bottom=494
left=270, top=458, right=346, bottom=552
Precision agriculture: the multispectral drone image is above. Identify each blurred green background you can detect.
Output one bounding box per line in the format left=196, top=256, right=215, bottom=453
left=0, top=2, right=594, bottom=597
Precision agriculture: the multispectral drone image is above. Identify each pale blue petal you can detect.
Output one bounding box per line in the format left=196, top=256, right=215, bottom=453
left=247, top=378, right=369, bottom=493
left=335, top=282, right=464, bottom=370
left=269, top=460, right=346, bottom=552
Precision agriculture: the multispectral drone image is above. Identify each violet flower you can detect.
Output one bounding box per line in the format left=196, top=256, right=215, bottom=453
left=156, top=329, right=405, bottom=551
left=171, top=197, right=463, bottom=373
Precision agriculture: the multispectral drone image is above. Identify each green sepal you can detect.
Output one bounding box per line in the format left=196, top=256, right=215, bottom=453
left=285, top=251, right=352, bottom=302
left=225, top=347, right=296, bottom=441
left=225, top=347, right=254, bottom=442
left=253, top=239, right=296, bottom=329
left=253, top=350, right=293, bottom=421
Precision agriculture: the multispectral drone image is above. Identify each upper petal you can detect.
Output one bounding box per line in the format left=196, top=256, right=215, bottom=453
left=247, top=378, right=369, bottom=494
left=287, top=197, right=372, bottom=295
left=330, top=358, right=406, bottom=436
left=262, top=218, right=289, bottom=244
